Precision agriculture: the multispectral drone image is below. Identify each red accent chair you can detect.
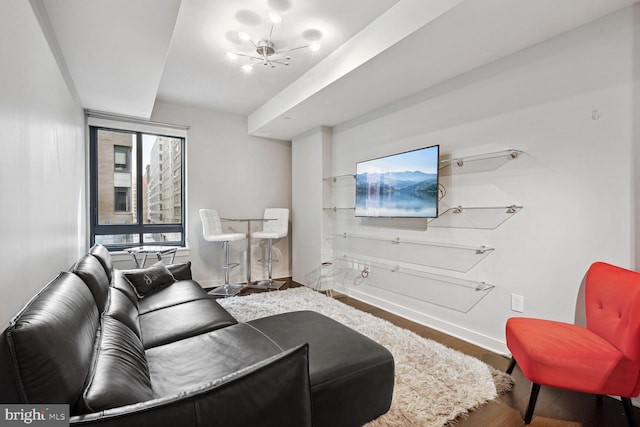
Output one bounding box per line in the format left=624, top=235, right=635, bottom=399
left=505, top=262, right=640, bottom=426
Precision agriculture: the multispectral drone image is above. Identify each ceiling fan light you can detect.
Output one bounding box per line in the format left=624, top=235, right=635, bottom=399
left=268, top=12, right=282, bottom=24
left=230, top=9, right=318, bottom=71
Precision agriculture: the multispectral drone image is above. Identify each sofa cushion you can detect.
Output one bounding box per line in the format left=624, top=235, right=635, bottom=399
left=146, top=323, right=284, bottom=398
left=73, top=254, right=111, bottom=312
left=122, top=263, right=176, bottom=298
left=137, top=280, right=211, bottom=315
left=3, top=272, right=99, bottom=406
left=106, top=287, right=142, bottom=340
left=89, top=244, right=113, bottom=283
left=139, top=298, right=237, bottom=349
left=80, top=315, right=153, bottom=413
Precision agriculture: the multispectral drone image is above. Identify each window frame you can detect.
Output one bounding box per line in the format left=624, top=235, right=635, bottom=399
left=89, top=125, right=186, bottom=251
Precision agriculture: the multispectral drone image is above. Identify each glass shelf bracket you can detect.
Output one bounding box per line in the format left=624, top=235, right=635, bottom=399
left=323, top=207, right=355, bottom=212
left=323, top=174, right=355, bottom=182
left=428, top=205, right=523, bottom=229
left=333, top=256, right=495, bottom=313
left=329, top=233, right=494, bottom=272
left=439, top=149, right=523, bottom=175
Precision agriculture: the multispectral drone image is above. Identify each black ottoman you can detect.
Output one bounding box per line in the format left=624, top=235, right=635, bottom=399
left=248, top=310, right=394, bottom=427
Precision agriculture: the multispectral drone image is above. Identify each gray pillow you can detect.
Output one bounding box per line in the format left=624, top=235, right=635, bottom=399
left=122, top=263, right=176, bottom=298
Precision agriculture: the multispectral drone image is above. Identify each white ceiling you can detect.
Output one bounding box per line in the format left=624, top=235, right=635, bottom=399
left=156, top=0, right=401, bottom=116
left=40, top=0, right=182, bottom=119
left=37, top=0, right=639, bottom=140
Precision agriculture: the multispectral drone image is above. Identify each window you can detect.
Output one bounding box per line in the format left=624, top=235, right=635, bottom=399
left=114, top=146, right=131, bottom=172
left=114, top=187, right=130, bottom=212
left=89, top=126, right=185, bottom=250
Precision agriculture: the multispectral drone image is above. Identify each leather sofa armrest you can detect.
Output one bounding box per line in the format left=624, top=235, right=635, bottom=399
left=69, top=344, right=312, bottom=427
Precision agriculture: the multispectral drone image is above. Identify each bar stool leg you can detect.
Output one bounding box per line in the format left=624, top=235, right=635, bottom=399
left=266, top=239, right=273, bottom=283
left=224, top=241, right=231, bottom=286
left=209, top=241, right=245, bottom=297
left=253, top=238, right=285, bottom=290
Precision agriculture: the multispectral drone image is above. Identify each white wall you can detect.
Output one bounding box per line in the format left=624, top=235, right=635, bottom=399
left=321, top=6, right=638, bottom=354
left=0, top=1, right=85, bottom=326
left=634, top=3, right=640, bottom=269
left=151, top=101, right=292, bottom=287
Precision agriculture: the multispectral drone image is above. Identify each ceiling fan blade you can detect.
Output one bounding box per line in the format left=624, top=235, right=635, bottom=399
left=270, top=58, right=290, bottom=66
left=235, top=53, right=263, bottom=61
left=274, top=45, right=309, bottom=55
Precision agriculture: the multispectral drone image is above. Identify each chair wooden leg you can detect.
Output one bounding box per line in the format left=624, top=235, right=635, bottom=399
left=621, top=397, right=638, bottom=427
left=524, top=382, right=541, bottom=424
left=506, top=357, right=517, bottom=374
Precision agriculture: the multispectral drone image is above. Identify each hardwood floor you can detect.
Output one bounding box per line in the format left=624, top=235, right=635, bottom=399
left=333, top=294, right=639, bottom=427
left=239, top=281, right=638, bottom=427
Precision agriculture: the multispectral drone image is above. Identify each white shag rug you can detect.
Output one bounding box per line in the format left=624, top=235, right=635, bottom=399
left=218, top=287, right=512, bottom=427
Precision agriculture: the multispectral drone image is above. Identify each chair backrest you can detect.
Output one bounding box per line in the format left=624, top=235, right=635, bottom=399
left=586, top=261, right=640, bottom=362
left=199, top=209, right=223, bottom=237
left=262, top=208, right=289, bottom=237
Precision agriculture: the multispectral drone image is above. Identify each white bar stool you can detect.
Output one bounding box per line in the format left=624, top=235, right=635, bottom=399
left=199, top=209, right=246, bottom=297
left=252, top=208, right=289, bottom=290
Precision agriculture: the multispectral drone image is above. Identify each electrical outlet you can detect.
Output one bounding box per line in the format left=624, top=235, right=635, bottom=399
left=511, top=294, right=524, bottom=313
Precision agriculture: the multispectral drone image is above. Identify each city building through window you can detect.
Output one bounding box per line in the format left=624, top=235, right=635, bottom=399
left=89, top=125, right=185, bottom=250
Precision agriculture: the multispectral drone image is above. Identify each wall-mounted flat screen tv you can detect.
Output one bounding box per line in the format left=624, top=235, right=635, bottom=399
left=355, top=145, right=439, bottom=218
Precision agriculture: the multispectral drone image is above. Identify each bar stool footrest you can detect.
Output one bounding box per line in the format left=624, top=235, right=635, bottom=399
left=223, top=262, right=241, bottom=270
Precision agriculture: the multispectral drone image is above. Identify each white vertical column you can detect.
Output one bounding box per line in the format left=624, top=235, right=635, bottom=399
left=291, top=126, right=332, bottom=286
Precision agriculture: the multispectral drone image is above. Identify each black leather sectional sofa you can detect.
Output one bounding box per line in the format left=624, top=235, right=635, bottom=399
left=0, top=245, right=394, bottom=427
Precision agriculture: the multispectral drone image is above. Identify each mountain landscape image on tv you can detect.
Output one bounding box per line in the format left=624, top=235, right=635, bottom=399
left=355, top=145, right=439, bottom=218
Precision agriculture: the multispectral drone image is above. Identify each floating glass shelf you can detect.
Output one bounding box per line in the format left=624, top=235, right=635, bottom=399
left=428, top=205, right=522, bottom=229
left=439, top=149, right=523, bottom=175
left=333, top=256, right=494, bottom=313
left=329, top=233, right=493, bottom=272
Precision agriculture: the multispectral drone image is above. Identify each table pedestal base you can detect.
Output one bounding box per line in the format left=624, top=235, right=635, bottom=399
left=208, top=283, right=246, bottom=297
left=250, top=279, right=286, bottom=290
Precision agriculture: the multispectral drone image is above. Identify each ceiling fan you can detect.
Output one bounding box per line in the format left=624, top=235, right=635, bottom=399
left=227, top=12, right=320, bottom=71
